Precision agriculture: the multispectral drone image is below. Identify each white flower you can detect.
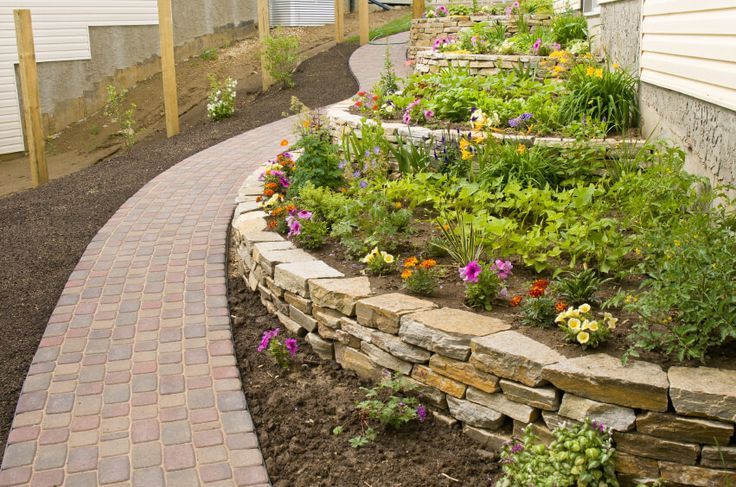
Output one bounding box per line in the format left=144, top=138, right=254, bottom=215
left=579, top=303, right=591, bottom=313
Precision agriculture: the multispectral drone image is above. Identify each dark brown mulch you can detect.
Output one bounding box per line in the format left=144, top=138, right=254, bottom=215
left=0, top=42, right=359, bottom=459
left=227, top=246, right=499, bottom=487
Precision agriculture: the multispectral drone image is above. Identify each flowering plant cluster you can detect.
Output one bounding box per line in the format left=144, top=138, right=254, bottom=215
left=206, top=75, right=237, bottom=121
left=349, top=373, right=427, bottom=448
left=432, top=35, right=460, bottom=53
left=556, top=303, right=617, bottom=349
left=508, top=112, right=534, bottom=130
left=286, top=208, right=329, bottom=250
left=361, top=247, right=395, bottom=275
left=352, top=90, right=380, bottom=115
left=258, top=149, right=295, bottom=209
left=402, top=98, right=433, bottom=126
left=498, top=418, right=618, bottom=487
left=257, top=328, right=298, bottom=368
left=515, top=279, right=566, bottom=327
left=460, top=259, right=513, bottom=311
left=401, top=257, right=439, bottom=296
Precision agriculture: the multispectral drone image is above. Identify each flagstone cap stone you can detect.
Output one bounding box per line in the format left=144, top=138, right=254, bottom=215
left=542, top=354, right=669, bottom=412
left=309, top=276, right=373, bottom=316
left=470, top=331, right=564, bottom=387
left=356, top=293, right=437, bottom=334
left=659, top=461, right=736, bottom=487
left=399, top=308, right=510, bottom=361
left=668, top=366, right=736, bottom=423
left=257, top=248, right=316, bottom=276
left=274, top=261, right=344, bottom=297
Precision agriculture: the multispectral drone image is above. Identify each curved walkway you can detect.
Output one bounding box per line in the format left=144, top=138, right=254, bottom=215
left=0, top=33, right=408, bottom=487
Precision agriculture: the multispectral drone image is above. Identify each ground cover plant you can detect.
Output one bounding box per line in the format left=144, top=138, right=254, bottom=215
left=257, top=93, right=736, bottom=366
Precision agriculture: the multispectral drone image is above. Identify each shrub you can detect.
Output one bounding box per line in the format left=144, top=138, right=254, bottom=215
left=289, top=133, right=343, bottom=197
left=264, top=28, right=300, bottom=88
left=292, top=218, right=329, bottom=250
left=402, top=257, right=439, bottom=296
left=558, top=63, right=639, bottom=133
left=498, top=418, right=618, bottom=487
left=376, top=47, right=400, bottom=96
left=207, top=75, right=237, bottom=120
left=103, top=84, right=136, bottom=146
left=349, top=374, right=426, bottom=448
left=434, top=213, right=485, bottom=266
left=550, top=12, right=588, bottom=47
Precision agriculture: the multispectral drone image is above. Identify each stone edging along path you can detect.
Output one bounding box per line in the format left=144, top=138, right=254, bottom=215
left=233, top=173, right=736, bottom=485
left=0, top=117, right=295, bottom=486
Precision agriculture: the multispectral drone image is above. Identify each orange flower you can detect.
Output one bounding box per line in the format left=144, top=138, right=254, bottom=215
left=401, top=269, right=413, bottom=280
left=510, top=295, right=523, bottom=307
left=267, top=220, right=278, bottom=229
left=372, top=94, right=379, bottom=101
left=555, top=301, right=568, bottom=313
left=419, top=259, right=437, bottom=270
left=280, top=139, right=289, bottom=147
left=404, top=257, right=418, bottom=268
left=532, top=279, right=550, bottom=289
left=263, top=189, right=274, bottom=197
left=265, top=182, right=278, bottom=189
left=255, top=196, right=262, bottom=202
left=529, top=287, right=545, bottom=298
left=355, top=101, right=363, bottom=108
left=286, top=204, right=297, bottom=212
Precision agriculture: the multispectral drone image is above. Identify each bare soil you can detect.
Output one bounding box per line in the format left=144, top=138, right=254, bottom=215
left=0, top=8, right=409, bottom=197
left=227, top=243, right=500, bottom=487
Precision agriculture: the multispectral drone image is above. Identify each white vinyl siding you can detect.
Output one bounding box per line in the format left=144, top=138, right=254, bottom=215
left=640, top=0, right=736, bottom=112
left=0, top=1, right=159, bottom=154
left=269, top=0, right=334, bottom=26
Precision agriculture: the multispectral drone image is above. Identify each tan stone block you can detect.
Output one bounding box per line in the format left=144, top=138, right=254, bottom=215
left=613, top=432, right=700, bottom=465
left=309, top=277, right=373, bottom=316
left=360, top=342, right=412, bottom=375
left=499, top=380, right=560, bottom=411
left=274, top=261, right=344, bottom=297
left=447, top=396, right=505, bottom=429
left=284, top=292, right=311, bottom=315
left=701, top=445, right=736, bottom=469
left=334, top=344, right=382, bottom=382
left=429, top=355, right=498, bottom=393
left=615, top=452, right=660, bottom=478
left=411, top=365, right=466, bottom=399
left=288, top=305, right=317, bottom=333
left=467, top=387, right=538, bottom=423
left=558, top=394, right=635, bottom=432
left=313, top=306, right=343, bottom=329
left=669, top=366, right=736, bottom=423
left=659, top=461, right=736, bottom=487
left=356, top=293, right=436, bottom=334
left=636, top=412, right=733, bottom=445
left=462, top=425, right=511, bottom=451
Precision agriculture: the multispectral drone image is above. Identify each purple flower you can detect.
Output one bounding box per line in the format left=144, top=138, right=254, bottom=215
left=416, top=405, right=427, bottom=422
left=551, top=42, right=561, bottom=52
left=459, top=261, right=482, bottom=283
left=403, top=110, right=412, bottom=125
left=338, top=160, right=347, bottom=169
left=287, top=218, right=302, bottom=238
left=533, top=38, right=542, bottom=54
left=511, top=442, right=524, bottom=454
left=284, top=338, right=299, bottom=357
left=278, top=176, right=290, bottom=188
left=508, top=116, right=521, bottom=128
left=359, top=180, right=368, bottom=189
left=492, top=259, right=513, bottom=280
left=373, top=146, right=381, bottom=155
left=424, top=109, right=434, bottom=120
left=521, top=112, right=533, bottom=121
left=592, top=420, right=606, bottom=433
left=297, top=210, right=313, bottom=220
left=353, top=169, right=362, bottom=178
left=258, top=328, right=280, bottom=352
left=499, top=287, right=508, bottom=299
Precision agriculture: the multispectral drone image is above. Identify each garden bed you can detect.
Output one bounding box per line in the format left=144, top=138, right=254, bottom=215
left=227, top=240, right=500, bottom=486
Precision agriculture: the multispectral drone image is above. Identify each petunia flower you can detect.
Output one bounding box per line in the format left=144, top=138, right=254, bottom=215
left=459, top=261, right=482, bottom=283
left=284, top=338, right=299, bottom=357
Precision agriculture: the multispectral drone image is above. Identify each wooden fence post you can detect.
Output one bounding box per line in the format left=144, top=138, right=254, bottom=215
left=334, top=0, right=344, bottom=43
left=157, top=0, right=180, bottom=137
left=413, top=0, right=426, bottom=19
left=258, top=0, right=272, bottom=91
left=359, top=0, right=369, bottom=46
left=13, top=9, right=48, bottom=188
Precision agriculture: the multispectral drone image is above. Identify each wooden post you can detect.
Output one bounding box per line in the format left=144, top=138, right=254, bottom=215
left=157, top=0, right=180, bottom=137
left=258, top=0, right=272, bottom=91
left=412, top=0, right=425, bottom=19
left=13, top=9, right=48, bottom=188
left=359, top=0, right=369, bottom=46
left=334, top=0, right=344, bottom=43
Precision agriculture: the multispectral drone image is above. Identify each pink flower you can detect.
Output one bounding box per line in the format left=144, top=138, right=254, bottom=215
left=258, top=328, right=280, bottom=352
left=287, top=218, right=302, bottom=237
left=533, top=38, right=542, bottom=54
left=284, top=338, right=299, bottom=357
left=416, top=405, right=427, bottom=422
left=279, top=176, right=290, bottom=188
left=424, top=109, right=434, bottom=120
left=492, top=259, right=513, bottom=280
left=459, top=261, right=482, bottom=283
left=297, top=210, right=313, bottom=220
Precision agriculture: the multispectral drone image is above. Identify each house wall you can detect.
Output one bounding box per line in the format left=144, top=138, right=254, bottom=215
left=1, top=0, right=256, bottom=155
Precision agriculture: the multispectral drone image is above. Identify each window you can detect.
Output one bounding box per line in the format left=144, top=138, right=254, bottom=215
left=582, top=0, right=599, bottom=15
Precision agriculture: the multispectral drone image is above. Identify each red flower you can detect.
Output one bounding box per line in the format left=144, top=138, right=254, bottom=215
left=357, top=91, right=366, bottom=97
left=510, top=295, right=523, bottom=307
left=355, top=100, right=363, bottom=107
left=372, top=94, right=379, bottom=101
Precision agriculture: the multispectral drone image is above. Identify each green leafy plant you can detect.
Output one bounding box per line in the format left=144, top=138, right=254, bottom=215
left=103, top=84, right=136, bottom=147
left=388, top=134, right=432, bottom=174
left=350, top=374, right=426, bottom=448
left=289, top=132, right=344, bottom=197
left=207, top=74, right=237, bottom=121
left=199, top=47, right=218, bottom=61
left=554, top=268, right=609, bottom=306
left=498, top=418, right=619, bottom=487
left=464, top=262, right=504, bottom=311
left=293, top=218, right=329, bottom=250
left=550, top=12, right=588, bottom=46
left=257, top=328, right=298, bottom=368
left=559, top=63, right=639, bottom=133
left=376, top=47, right=400, bottom=96
left=434, top=213, right=485, bottom=266
left=264, top=28, right=300, bottom=88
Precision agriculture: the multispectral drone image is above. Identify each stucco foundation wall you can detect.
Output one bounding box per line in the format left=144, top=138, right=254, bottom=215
left=640, top=83, right=736, bottom=187
left=33, top=0, right=256, bottom=135
left=598, top=0, right=640, bottom=72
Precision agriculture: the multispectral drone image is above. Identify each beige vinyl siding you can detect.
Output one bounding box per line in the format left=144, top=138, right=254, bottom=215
left=640, top=0, right=736, bottom=111
left=0, top=1, right=159, bottom=154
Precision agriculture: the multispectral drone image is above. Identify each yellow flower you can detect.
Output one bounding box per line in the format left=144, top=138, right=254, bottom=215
left=612, top=63, right=620, bottom=70
left=459, top=138, right=470, bottom=150
left=393, top=202, right=402, bottom=209
left=568, top=318, right=581, bottom=331
left=579, top=303, right=591, bottom=313
left=674, top=239, right=681, bottom=247
left=588, top=321, right=599, bottom=332
left=516, top=144, right=527, bottom=155
left=581, top=319, right=590, bottom=330
left=586, top=66, right=596, bottom=76
left=381, top=252, right=395, bottom=264
left=595, top=68, right=603, bottom=78
left=577, top=331, right=590, bottom=344
left=461, top=149, right=473, bottom=160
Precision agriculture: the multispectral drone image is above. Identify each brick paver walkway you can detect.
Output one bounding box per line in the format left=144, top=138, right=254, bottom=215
left=349, top=32, right=411, bottom=91
left=0, top=31, right=409, bottom=487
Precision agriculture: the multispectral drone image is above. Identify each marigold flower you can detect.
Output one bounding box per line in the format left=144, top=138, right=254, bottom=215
left=372, top=94, right=379, bottom=101
left=394, top=202, right=402, bottom=209
left=286, top=204, right=297, bottom=212
left=529, top=287, right=545, bottom=298
left=555, top=301, right=567, bottom=313
left=510, top=295, right=523, bottom=307
left=404, top=257, right=418, bottom=268
left=263, top=189, right=274, bottom=197
left=255, top=196, right=262, bottom=202
left=265, top=182, right=278, bottom=189
left=267, top=220, right=278, bottom=229
left=419, top=259, right=437, bottom=269
left=401, top=269, right=413, bottom=280
left=355, top=100, right=363, bottom=108
left=280, top=139, right=289, bottom=147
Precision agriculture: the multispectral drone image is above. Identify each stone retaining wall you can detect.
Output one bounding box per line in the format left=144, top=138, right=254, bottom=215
left=231, top=166, right=736, bottom=487
left=414, top=50, right=562, bottom=76
left=409, top=14, right=552, bottom=59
